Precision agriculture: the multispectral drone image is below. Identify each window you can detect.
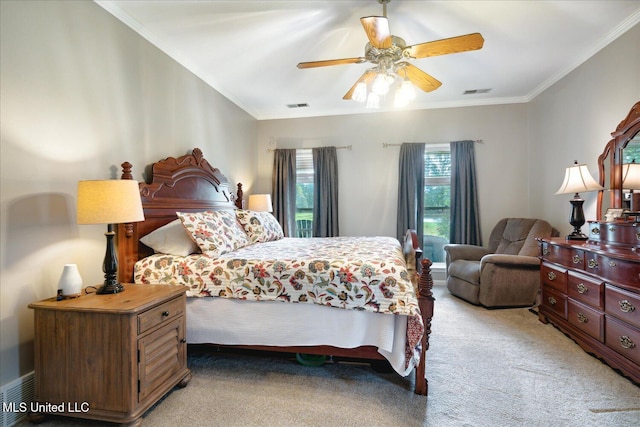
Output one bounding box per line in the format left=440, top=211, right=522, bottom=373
left=423, top=147, right=450, bottom=262
left=295, top=149, right=313, bottom=237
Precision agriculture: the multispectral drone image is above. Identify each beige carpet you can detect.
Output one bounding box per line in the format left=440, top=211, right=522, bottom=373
left=33, top=285, right=640, bottom=427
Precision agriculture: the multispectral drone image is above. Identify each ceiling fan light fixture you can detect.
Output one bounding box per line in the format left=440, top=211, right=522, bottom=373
left=372, top=73, right=393, bottom=95
left=399, top=80, right=416, bottom=100
left=394, top=80, right=416, bottom=107
left=352, top=82, right=368, bottom=103
left=366, top=93, right=380, bottom=109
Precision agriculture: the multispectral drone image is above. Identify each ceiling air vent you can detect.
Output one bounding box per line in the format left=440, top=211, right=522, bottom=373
left=286, top=103, right=309, bottom=108
left=463, top=89, right=492, bottom=95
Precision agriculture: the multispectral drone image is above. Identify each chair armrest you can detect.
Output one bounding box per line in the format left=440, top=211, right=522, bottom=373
left=480, top=254, right=541, bottom=268
left=444, top=244, right=491, bottom=262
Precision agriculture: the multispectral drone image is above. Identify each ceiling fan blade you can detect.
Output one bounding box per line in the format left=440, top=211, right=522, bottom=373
left=343, top=71, right=376, bottom=100
left=360, top=16, right=392, bottom=49
left=297, top=57, right=366, bottom=69
left=399, top=63, right=442, bottom=93
left=404, top=33, right=484, bottom=59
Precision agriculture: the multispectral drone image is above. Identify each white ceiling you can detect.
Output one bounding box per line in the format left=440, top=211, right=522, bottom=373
left=96, top=0, right=640, bottom=120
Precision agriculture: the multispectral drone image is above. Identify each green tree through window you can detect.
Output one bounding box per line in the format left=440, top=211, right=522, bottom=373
left=423, top=148, right=450, bottom=262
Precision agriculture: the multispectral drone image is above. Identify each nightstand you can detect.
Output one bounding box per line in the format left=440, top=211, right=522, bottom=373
left=28, top=284, right=191, bottom=426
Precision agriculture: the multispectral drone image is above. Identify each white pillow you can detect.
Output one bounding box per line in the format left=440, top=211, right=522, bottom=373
left=140, top=219, right=199, bottom=256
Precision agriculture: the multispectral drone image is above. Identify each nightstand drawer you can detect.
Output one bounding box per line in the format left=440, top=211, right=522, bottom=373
left=541, top=286, right=567, bottom=319
left=605, top=316, right=640, bottom=365
left=568, top=299, right=604, bottom=342
left=605, top=285, right=640, bottom=329
left=138, top=295, right=184, bottom=334
left=541, top=263, right=567, bottom=293
left=567, top=271, right=603, bottom=309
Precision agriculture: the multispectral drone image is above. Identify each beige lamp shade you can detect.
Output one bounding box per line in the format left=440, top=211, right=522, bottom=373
left=555, top=162, right=603, bottom=195
left=247, top=194, right=273, bottom=212
left=622, top=162, right=640, bottom=190
left=77, top=180, right=145, bottom=224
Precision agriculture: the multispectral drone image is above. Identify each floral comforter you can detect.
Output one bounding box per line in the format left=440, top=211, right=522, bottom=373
left=134, top=236, right=424, bottom=369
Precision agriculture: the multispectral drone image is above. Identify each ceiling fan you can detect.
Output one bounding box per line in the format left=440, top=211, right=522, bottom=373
left=297, top=0, right=484, bottom=104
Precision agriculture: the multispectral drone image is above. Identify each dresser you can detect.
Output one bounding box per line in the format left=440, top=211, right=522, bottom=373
left=538, top=220, right=640, bottom=384
left=28, top=284, right=191, bottom=426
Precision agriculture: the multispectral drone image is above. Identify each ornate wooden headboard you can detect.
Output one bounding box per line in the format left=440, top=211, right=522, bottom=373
left=116, top=148, right=243, bottom=283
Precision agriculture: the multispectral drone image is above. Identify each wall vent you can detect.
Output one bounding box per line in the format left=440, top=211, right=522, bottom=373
left=286, top=103, right=309, bottom=108
left=463, top=88, right=492, bottom=95
left=1, top=372, right=34, bottom=427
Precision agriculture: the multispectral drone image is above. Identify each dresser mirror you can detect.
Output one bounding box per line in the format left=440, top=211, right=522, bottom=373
left=597, top=101, right=640, bottom=220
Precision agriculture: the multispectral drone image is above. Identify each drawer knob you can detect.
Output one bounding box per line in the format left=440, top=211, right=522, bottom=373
left=587, top=259, right=598, bottom=269
left=548, top=296, right=557, bottom=305
left=608, top=261, right=617, bottom=268
left=577, top=312, right=588, bottom=323
left=576, top=283, right=588, bottom=294
left=619, top=300, right=636, bottom=313
left=547, top=271, right=556, bottom=281
left=620, top=336, right=636, bottom=350
left=636, top=232, right=640, bottom=241
left=572, top=255, right=582, bottom=264
left=608, top=226, right=616, bottom=232
left=162, top=311, right=170, bottom=317
left=591, top=227, right=600, bottom=235
left=542, top=248, right=549, bottom=256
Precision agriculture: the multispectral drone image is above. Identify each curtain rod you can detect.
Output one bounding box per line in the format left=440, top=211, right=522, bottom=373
left=383, top=139, right=483, bottom=148
left=267, top=145, right=352, bottom=152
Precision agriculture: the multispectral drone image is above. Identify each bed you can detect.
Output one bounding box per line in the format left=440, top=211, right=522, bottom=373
left=116, top=148, right=435, bottom=395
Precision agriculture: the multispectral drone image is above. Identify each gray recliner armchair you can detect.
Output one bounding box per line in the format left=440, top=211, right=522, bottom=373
left=444, top=218, right=557, bottom=308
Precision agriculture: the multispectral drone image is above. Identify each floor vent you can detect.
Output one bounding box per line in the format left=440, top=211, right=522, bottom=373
left=1, top=372, right=34, bottom=427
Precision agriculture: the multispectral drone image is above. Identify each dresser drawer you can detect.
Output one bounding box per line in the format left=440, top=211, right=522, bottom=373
left=541, top=286, right=567, bottom=319
left=605, top=285, right=640, bottom=329
left=589, top=221, right=640, bottom=247
left=541, top=263, right=567, bottom=293
left=605, top=316, right=640, bottom=365
left=568, top=299, right=604, bottom=342
left=541, top=244, right=585, bottom=270
left=138, top=295, right=185, bottom=334
left=567, top=271, right=604, bottom=309
left=584, top=253, right=640, bottom=287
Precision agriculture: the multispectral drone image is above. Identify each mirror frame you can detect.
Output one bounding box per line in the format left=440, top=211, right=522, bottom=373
left=597, top=101, right=640, bottom=220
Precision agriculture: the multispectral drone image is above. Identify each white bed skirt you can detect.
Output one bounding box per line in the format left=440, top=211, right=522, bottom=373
left=186, top=297, right=413, bottom=376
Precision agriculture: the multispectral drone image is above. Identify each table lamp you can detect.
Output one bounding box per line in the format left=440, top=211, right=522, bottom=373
left=247, top=194, right=273, bottom=212
left=555, top=161, right=603, bottom=240
left=622, top=160, right=640, bottom=212
left=77, top=180, right=144, bottom=294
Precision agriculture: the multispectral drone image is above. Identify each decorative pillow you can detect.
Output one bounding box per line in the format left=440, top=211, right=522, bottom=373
left=235, top=209, right=284, bottom=243
left=177, top=210, right=250, bottom=257
left=140, top=219, right=200, bottom=256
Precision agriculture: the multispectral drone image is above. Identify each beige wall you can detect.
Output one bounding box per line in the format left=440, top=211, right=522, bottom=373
left=1, top=0, right=638, bottom=390
left=0, top=1, right=257, bottom=385
left=528, top=24, right=640, bottom=234
left=257, top=104, right=530, bottom=240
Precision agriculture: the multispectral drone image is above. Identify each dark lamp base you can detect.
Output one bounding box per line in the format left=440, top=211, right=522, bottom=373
left=566, top=232, right=588, bottom=241
left=96, top=283, right=125, bottom=294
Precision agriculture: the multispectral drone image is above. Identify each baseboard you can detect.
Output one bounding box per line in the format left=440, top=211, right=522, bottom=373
left=0, top=372, right=34, bottom=427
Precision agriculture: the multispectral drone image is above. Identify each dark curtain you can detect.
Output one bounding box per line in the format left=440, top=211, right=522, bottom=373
left=312, top=146, right=339, bottom=237
left=396, top=143, right=425, bottom=248
left=272, top=149, right=297, bottom=237
left=450, top=140, right=482, bottom=245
